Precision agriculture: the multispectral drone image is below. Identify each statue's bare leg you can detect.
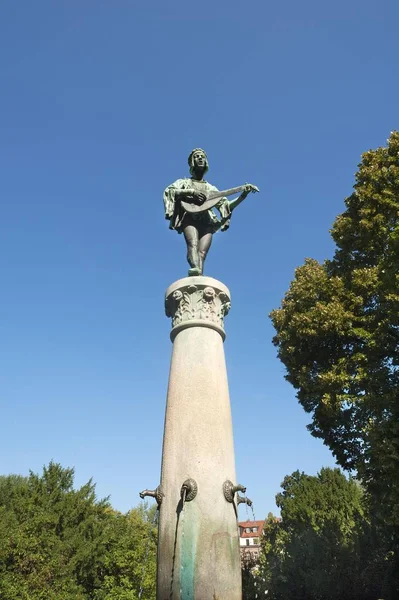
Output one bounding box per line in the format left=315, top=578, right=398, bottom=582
left=198, top=231, right=213, bottom=274
left=183, top=225, right=201, bottom=275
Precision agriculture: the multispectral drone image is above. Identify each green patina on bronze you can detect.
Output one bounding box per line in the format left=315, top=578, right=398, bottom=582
left=163, top=148, right=259, bottom=276
left=177, top=502, right=240, bottom=599
left=179, top=504, right=198, bottom=600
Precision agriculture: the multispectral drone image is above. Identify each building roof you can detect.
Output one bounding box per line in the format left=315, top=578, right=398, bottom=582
left=238, top=520, right=264, bottom=539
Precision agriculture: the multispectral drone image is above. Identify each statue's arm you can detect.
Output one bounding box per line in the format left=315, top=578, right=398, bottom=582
left=164, top=180, right=186, bottom=220
left=227, top=184, right=259, bottom=212
left=212, top=184, right=258, bottom=231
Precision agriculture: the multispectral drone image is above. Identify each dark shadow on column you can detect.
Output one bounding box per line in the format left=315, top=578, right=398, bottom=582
left=168, top=498, right=184, bottom=600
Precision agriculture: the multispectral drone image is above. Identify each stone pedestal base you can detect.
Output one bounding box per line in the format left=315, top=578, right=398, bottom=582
left=157, top=276, right=241, bottom=600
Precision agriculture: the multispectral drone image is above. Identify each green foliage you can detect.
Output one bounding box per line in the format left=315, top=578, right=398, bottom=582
left=93, top=505, right=157, bottom=600
left=261, top=468, right=389, bottom=600
left=270, top=131, right=399, bottom=591
left=0, top=462, right=157, bottom=600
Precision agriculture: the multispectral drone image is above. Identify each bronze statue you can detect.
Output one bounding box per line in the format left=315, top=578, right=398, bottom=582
left=164, top=149, right=259, bottom=276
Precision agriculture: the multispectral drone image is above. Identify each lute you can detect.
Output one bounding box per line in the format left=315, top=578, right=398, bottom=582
left=181, top=185, right=249, bottom=214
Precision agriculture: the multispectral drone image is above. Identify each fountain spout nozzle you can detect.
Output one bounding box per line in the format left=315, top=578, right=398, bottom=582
left=233, top=484, right=246, bottom=494
left=237, top=494, right=253, bottom=507
left=139, top=486, right=163, bottom=507
left=223, top=480, right=248, bottom=503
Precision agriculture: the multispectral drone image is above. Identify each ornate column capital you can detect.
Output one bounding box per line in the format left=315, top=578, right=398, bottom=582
left=165, top=276, right=231, bottom=341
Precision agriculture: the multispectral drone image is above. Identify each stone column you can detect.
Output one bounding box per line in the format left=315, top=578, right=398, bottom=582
left=157, top=276, right=242, bottom=600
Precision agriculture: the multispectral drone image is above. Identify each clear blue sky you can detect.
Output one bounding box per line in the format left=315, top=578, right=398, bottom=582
left=1, top=0, right=398, bottom=519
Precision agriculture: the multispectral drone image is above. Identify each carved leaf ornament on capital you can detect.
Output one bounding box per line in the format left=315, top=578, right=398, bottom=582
left=165, top=284, right=231, bottom=330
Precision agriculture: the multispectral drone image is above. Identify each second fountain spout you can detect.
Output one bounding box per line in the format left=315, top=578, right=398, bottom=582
left=237, top=494, right=253, bottom=507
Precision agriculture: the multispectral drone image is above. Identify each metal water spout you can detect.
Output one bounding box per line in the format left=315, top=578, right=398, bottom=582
left=237, top=494, right=253, bottom=507
left=233, top=483, right=246, bottom=494
left=223, top=480, right=247, bottom=503
left=180, top=478, right=198, bottom=503
left=139, top=486, right=164, bottom=507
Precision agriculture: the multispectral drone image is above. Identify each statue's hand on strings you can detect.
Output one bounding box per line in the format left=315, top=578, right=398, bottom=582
left=176, top=189, right=207, bottom=205
left=186, top=190, right=207, bottom=205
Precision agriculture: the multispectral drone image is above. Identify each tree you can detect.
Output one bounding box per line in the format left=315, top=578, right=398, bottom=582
left=241, top=550, right=262, bottom=600
left=93, top=503, right=157, bottom=600
left=261, top=468, right=385, bottom=600
left=270, top=131, right=399, bottom=591
left=0, top=463, right=157, bottom=599
left=0, top=462, right=113, bottom=599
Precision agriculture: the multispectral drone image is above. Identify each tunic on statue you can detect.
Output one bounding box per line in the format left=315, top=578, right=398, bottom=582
left=163, top=178, right=231, bottom=234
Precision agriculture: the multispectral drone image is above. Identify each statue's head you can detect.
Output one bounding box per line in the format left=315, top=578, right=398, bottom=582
left=188, top=148, right=209, bottom=175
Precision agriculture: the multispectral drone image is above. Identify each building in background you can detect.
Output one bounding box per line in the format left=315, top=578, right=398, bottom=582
left=238, top=520, right=265, bottom=560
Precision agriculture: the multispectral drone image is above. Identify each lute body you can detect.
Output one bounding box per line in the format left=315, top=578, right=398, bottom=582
left=181, top=185, right=247, bottom=214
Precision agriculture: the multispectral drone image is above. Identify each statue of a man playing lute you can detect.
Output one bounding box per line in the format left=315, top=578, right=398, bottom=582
left=163, top=148, right=259, bottom=276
